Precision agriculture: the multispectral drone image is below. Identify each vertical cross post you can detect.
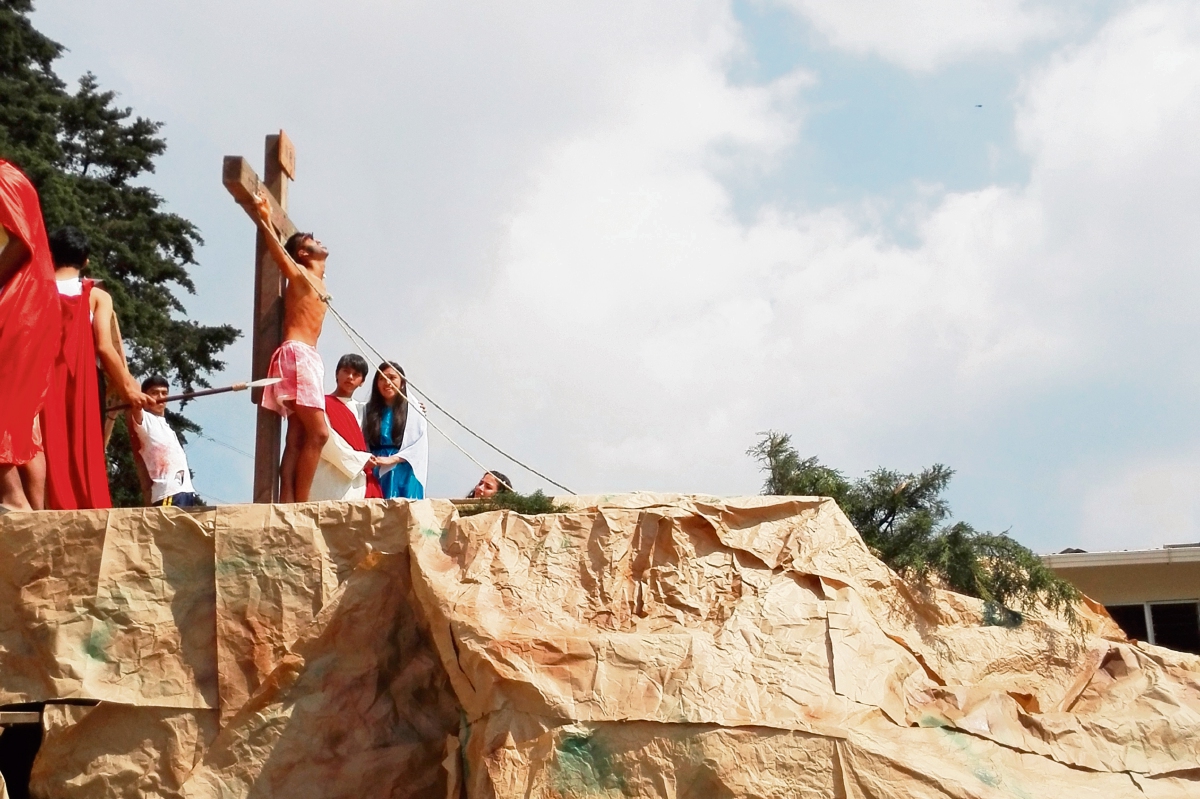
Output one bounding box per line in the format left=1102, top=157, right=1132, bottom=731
left=250, top=132, right=295, bottom=503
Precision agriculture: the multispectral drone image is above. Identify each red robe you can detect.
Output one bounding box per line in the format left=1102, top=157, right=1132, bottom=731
left=324, top=394, right=383, bottom=499
left=43, top=279, right=112, bottom=510
left=0, top=160, right=59, bottom=465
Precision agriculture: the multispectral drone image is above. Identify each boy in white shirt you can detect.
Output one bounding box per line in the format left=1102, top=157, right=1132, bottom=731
left=130, top=375, right=198, bottom=507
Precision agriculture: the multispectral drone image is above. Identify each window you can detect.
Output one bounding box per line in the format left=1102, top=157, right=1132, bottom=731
left=1150, top=602, right=1200, bottom=654
left=1104, top=601, right=1200, bottom=655
left=1106, top=604, right=1148, bottom=641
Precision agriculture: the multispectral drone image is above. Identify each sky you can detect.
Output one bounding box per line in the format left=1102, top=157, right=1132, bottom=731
left=26, top=0, right=1200, bottom=554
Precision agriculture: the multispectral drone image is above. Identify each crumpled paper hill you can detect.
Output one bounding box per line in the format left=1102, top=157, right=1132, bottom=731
left=1, top=495, right=1197, bottom=798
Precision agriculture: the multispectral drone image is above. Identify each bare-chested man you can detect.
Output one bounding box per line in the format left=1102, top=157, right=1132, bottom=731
left=252, top=189, right=330, bottom=502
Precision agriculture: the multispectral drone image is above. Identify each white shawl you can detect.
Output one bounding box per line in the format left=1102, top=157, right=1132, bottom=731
left=379, top=396, right=429, bottom=492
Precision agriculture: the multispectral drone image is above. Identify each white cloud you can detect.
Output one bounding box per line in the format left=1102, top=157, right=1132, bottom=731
left=1015, top=3, right=1200, bottom=325
left=1077, top=458, right=1200, bottom=550
left=410, top=58, right=1062, bottom=495
left=777, top=0, right=1066, bottom=70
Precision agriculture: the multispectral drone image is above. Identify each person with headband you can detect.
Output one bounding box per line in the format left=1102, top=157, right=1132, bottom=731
left=128, top=375, right=199, bottom=507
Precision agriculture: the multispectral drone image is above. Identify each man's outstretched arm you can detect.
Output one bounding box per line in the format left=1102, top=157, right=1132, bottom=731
left=252, top=189, right=308, bottom=287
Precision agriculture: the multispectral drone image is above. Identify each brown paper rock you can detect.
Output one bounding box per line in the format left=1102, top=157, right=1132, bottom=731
left=30, top=704, right=217, bottom=799
left=0, top=496, right=1195, bottom=798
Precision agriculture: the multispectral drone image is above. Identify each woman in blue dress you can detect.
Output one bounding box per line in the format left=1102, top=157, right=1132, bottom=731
left=362, top=361, right=426, bottom=499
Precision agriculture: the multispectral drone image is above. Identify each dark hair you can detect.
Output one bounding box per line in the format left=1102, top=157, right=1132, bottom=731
left=48, top=226, right=90, bottom=268
left=363, top=361, right=407, bottom=450
left=467, top=470, right=513, bottom=498
left=336, top=353, right=369, bottom=379
left=284, top=231, right=314, bottom=261
left=141, top=374, right=169, bottom=392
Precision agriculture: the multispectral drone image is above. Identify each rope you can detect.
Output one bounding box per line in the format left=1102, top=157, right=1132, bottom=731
left=326, top=308, right=517, bottom=493
left=326, top=302, right=575, bottom=495
left=196, top=432, right=254, bottom=461
left=257, top=200, right=576, bottom=495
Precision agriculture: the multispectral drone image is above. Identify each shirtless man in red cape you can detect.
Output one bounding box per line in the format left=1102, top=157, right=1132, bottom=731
left=0, top=160, right=60, bottom=511
left=252, top=189, right=331, bottom=502
left=42, top=227, right=151, bottom=510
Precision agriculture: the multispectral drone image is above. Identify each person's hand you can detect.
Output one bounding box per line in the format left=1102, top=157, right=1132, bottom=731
left=365, top=455, right=379, bottom=471
left=123, top=389, right=156, bottom=410
left=253, top=188, right=274, bottom=227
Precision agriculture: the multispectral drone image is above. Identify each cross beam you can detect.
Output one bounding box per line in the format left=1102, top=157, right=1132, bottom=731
left=222, top=131, right=297, bottom=503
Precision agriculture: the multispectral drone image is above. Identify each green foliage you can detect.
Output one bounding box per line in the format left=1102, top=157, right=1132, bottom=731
left=459, top=490, right=573, bottom=517
left=0, top=1, right=240, bottom=504
left=748, top=431, right=1080, bottom=619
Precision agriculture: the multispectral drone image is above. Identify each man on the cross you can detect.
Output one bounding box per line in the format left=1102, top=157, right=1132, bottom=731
left=252, top=189, right=330, bottom=502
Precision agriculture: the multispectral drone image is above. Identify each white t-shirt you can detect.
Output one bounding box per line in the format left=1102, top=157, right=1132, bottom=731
left=56, top=275, right=94, bottom=320
left=134, top=412, right=194, bottom=503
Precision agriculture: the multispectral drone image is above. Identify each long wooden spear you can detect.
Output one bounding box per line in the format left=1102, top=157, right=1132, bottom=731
left=107, top=377, right=282, bottom=412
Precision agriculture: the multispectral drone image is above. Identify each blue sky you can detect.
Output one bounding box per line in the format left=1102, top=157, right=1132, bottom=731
left=730, top=0, right=1030, bottom=212
left=28, top=0, right=1200, bottom=553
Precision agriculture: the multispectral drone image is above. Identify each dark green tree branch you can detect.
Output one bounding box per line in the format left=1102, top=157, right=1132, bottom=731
left=749, top=431, right=1080, bottom=620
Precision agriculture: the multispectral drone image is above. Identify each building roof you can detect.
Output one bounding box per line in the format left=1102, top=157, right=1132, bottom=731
left=1043, top=543, right=1200, bottom=569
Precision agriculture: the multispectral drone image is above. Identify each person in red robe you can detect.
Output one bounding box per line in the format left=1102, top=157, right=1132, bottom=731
left=311, top=354, right=382, bottom=500
left=325, top=394, right=385, bottom=499
left=42, top=226, right=150, bottom=510
left=0, top=159, right=60, bottom=511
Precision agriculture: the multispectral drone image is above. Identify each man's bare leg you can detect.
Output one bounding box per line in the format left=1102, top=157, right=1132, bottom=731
left=290, top=405, right=329, bottom=503
left=279, top=403, right=303, bottom=503
left=0, top=465, right=31, bottom=511
left=18, top=452, right=45, bottom=510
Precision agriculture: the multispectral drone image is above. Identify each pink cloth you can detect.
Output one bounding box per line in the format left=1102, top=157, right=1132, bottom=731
left=262, top=340, right=325, bottom=416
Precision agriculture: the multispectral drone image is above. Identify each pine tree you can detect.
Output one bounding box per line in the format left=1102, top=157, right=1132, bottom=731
left=748, top=431, right=1080, bottom=620
left=0, top=1, right=239, bottom=504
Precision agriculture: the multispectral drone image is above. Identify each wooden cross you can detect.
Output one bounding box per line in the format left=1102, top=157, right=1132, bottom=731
left=222, top=131, right=297, bottom=503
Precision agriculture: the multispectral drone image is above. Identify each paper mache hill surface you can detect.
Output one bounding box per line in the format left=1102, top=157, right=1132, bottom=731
left=0, top=494, right=1197, bottom=798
